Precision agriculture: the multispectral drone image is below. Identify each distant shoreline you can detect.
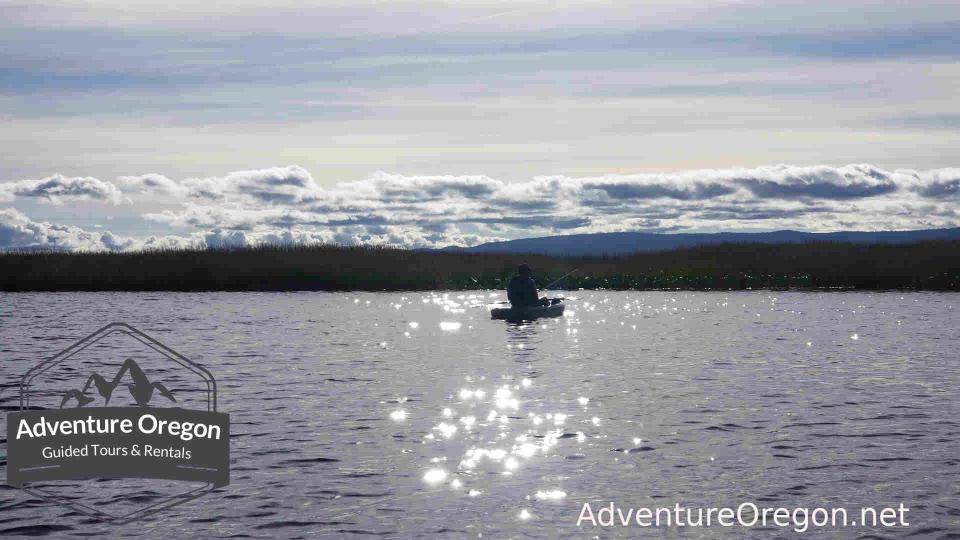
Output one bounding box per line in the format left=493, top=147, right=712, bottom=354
left=1, top=240, right=958, bottom=292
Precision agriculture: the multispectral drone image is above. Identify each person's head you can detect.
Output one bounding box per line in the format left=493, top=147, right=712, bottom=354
left=518, top=263, right=531, bottom=276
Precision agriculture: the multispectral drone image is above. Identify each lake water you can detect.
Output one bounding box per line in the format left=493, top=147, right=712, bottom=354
left=0, top=291, right=957, bottom=538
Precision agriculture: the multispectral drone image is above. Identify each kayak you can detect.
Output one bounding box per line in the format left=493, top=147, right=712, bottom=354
left=490, top=303, right=565, bottom=321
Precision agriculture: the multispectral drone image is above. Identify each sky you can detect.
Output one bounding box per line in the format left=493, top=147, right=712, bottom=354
left=1, top=0, right=958, bottom=250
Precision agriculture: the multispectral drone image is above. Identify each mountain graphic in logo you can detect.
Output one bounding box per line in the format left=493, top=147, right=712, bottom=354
left=60, top=358, right=177, bottom=408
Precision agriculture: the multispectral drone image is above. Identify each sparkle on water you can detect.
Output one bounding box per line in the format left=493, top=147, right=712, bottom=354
left=534, top=489, right=567, bottom=501
left=2, top=290, right=955, bottom=539
left=423, top=468, right=448, bottom=484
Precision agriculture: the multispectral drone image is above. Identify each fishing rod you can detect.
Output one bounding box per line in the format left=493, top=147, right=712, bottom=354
left=541, top=268, right=580, bottom=290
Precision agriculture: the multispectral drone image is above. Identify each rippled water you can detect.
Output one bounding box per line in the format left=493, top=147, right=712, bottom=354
left=0, top=291, right=958, bottom=538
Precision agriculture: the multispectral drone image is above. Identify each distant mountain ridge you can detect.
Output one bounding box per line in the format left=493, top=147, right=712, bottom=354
left=454, top=227, right=960, bottom=256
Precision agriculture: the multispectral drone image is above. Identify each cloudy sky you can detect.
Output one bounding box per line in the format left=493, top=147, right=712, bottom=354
left=1, top=1, right=958, bottom=250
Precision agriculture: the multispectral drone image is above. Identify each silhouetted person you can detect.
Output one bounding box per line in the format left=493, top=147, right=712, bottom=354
left=507, top=264, right=549, bottom=308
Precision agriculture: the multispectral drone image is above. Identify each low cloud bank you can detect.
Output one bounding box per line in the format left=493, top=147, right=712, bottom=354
left=1, top=164, right=958, bottom=251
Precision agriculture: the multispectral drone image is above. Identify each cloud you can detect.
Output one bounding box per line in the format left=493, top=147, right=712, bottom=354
left=581, top=178, right=737, bottom=201
left=0, top=206, right=495, bottom=252
left=179, top=165, right=322, bottom=204
left=916, top=179, right=960, bottom=198
left=367, top=172, right=501, bottom=201
left=118, top=173, right=188, bottom=197
left=0, top=174, right=124, bottom=204
left=3, top=3, right=960, bottom=188
left=0, top=207, right=133, bottom=251
left=0, top=207, right=217, bottom=252
left=124, top=163, right=960, bottom=242
left=3, top=163, right=960, bottom=252
left=907, top=167, right=960, bottom=198
left=202, top=229, right=249, bottom=249
left=732, top=164, right=901, bottom=199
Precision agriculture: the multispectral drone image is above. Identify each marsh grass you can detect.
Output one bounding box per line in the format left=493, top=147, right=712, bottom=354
left=1, top=240, right=957, bottom=291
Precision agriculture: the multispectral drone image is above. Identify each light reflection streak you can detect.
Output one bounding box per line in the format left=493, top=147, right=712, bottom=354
left=416, top=298, right=605, bottom=520
left=535, top=490, right=566, bottom=501
left=422, top=379, right=598, bottom=501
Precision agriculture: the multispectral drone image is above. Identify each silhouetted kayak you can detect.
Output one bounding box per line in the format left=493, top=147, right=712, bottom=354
left=490, top=302, right=565, bottom=320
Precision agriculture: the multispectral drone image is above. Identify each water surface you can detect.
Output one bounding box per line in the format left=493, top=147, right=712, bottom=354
left=0, top=291, right=957, bottom=538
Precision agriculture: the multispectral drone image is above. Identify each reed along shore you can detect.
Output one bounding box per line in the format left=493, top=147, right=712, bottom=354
left=1, top=240, right=958, bottom=292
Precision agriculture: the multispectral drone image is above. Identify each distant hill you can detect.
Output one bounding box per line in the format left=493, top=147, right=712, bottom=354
left=455, top=228, right=960, bottom=256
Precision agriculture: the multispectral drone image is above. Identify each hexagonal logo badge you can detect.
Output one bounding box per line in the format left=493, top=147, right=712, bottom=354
left=6, top=322, right=230, bottom=523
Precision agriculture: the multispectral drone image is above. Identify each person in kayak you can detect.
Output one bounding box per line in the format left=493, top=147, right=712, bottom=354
left=507, top=264, right=550, bottom=308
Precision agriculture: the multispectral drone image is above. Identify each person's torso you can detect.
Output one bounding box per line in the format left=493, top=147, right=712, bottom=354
left=508, top=275, right=538, bottom=305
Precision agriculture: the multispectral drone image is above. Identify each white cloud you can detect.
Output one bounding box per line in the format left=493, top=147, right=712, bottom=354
left=3, top=163, right=958, bottom=252
left=118, top=173, right=188, bottom=197
left=132, top=163, right=960, bottom=238
left=0, top=207, right=133, bottom=251
left=0, top=174, right=124, bottom=205
left=0, top=206, right=495, bottom=252
left=179, top=165, right=322, bottom=204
